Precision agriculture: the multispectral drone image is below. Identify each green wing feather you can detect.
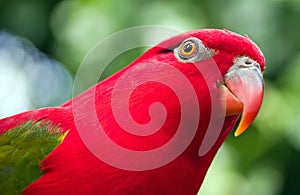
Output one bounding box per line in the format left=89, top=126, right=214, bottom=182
left=0, top=121, right=66, bottom=194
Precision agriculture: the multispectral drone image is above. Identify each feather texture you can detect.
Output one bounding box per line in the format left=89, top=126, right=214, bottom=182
left=0, top=29, right=265, bottom=194
left=0, top=121, right=65, bottom=194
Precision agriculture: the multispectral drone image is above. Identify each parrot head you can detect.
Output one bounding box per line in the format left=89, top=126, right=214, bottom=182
left=125, top=28, right=265, bottom=141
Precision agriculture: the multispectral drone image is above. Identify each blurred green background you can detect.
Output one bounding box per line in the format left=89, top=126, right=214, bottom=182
left=0, top=0, right=299, bottom=194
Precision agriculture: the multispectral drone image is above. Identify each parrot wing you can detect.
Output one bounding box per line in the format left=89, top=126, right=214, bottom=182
left=0, top=107, right=72, bottom=193
left=0, top=121, right=67, bottom=194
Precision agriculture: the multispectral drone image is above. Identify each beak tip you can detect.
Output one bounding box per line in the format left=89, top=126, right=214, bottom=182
left=234, top=129, right=243, bottom=137
left=233, top=111, right=258, bottom=137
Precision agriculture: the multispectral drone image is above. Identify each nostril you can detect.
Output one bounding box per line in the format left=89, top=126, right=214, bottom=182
left=245, top=60, right=252, bottom=65
left=234, top=56, right=262, bottom=71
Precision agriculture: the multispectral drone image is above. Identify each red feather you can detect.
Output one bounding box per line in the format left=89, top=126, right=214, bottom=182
left=0, top=29, right=265, bottom=194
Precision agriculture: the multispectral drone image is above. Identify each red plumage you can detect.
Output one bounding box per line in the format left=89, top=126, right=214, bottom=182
left=0, top=29, right=265, bottom=194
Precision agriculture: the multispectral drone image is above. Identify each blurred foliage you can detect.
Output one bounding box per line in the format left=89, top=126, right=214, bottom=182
left=0, top=0, right=300, bottom=194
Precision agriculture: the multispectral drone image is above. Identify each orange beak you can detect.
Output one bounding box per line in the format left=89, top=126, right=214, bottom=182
left=222, top=57, right=264, bottom=137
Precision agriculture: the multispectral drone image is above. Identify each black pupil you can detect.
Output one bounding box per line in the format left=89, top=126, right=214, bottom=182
left=183, top=42, right=193, bottom=53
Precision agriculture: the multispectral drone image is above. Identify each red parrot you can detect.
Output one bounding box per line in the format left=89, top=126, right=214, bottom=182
left=0, top=29, right=265, bottom=194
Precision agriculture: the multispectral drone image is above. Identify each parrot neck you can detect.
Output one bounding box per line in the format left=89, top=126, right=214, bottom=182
left=28, top=59, right=240, bottom=194
left=69, top=58, right=238, bottom=160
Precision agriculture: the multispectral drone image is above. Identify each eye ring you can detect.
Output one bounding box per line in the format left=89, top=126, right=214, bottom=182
left=174, top=37, right=214, bottom=63
left=179, top=40, right=198, bottom=58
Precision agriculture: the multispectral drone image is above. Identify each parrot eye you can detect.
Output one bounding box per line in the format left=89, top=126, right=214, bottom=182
left=180, top=40, right=197, bottom=58
left=174, top=37, right=214, bottom=63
